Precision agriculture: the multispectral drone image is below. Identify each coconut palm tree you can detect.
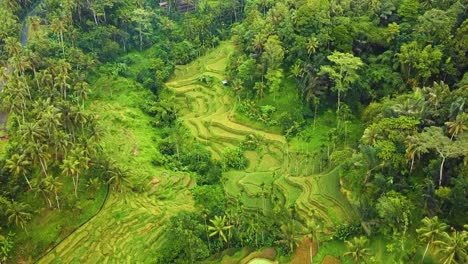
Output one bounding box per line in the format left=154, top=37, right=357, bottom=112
left=254, top=82, right=266, bottom=99
left=51, top=17, right=67, bottom=55
left=416, top=216, right=449, bottom=263
left=306, top=37, right=319, bottom=57
left=60, top=157, right=79, bottom=196
left=344, top=236, right=372, bottom=263
left=208, top=215, right=232, bottom=244
left=445, top=113, right=467, bottom=140
left=277, top=220, right=302, bottom=253
left=6, top=201, right=31, bottom=231
left=307, top=219, right=322, bottom=264
left=106, top=165, right=131, bottom=192
left=73, top=81, right=90, bottom=108
left=406, top=135, right=429, bottom=172
left=44, top=175, right=62, bottom=209
left=5, top=154, right=32, bottom=190
left=435, top=229, right=468, bottom=264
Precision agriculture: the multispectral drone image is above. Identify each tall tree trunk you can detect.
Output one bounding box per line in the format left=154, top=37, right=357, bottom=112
left=24, top=175, right=32, bottom=190
left=439, top=156, right=446, bottom=186
left=421, top=241, right=430, bottom=264
left=55, top=191, right=60, bottom=210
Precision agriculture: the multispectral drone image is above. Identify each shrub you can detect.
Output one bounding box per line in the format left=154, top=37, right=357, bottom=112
left=222, top=147, right=248, bottom=170
left=332, top=222, right=362, bottom=241
left=192, top=184, right=226, bottom=216
left=241, top=134, right=264, bottom=151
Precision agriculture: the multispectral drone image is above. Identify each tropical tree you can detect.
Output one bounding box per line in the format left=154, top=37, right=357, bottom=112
left=5, top=154, right=32, bottom=190
left=44, top=175, right=62, bottom=209
left=445, top=113, right=467, bottom=140
left=6, top=201, right=31, bottom=231
left=277, top=220, right=302, bottom=253
left=307, top=219, right=322, bottom=264
left=416, top=127, right=468, bottom=186
left=306, top=37, right=319, bottom=57
left=405, top=135, right=429, bottom=172
left=51, top=17, right=67, bottom=55
left=60, top=157, right=79, bottom=196
left=106, top=165, right=130, bottom=192
left=208, top=215, right=232, bottom=244
left=435, top=229, right=468, bottom=264
left=319, top=51, right=364, bottom=112
left=417, top=216, right=449, bottom=263
left=344, top=236, right=372, bottom=263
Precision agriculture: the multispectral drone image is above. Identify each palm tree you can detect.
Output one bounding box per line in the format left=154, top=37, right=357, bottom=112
left=5, top=154, right=32, bottom=190
left=307, top=219, right=322, bottom=264
left=445, top=113, right=467, bottom=140
left=51, top=17, right=67, bottom=55
left=306, top=37, right=319, bottom=57
left=73, top=81, right=90, bottom=108
left=231, top=79, right=243, bottom=101
left=435, top=229, right=468, bottom=264
left=344, top=236, right=372, bottom=263
left=416, top=216, right=449, bottom=263
left=208, top=215, right=232, bottom=244
left=44, top=175, right=62, bottom=209
left=4, top=37, right=22, bottom=57
left=106, top=166, right=130, bottom=192
left=6, top=201, right=31, bottom=231
left=252, top=34, right=265, bottom=54
left=362, top=126, right=379, bottom=146
left=277, top=220, right=302, bottom=253
left=60, top=157, right=79, bottom=196
left=20, top=121, right=45, bottom=145
left=39, top=103, right=62, bottom=140
left=254, top=82, right=266, bottom=99
left=405, top=135, right=429, bottom=172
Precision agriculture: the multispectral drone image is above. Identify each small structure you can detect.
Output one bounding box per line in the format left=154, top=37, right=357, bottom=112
left=159, top=1, right=168, bottom=8
left=222, top=80, right=229, bottom=86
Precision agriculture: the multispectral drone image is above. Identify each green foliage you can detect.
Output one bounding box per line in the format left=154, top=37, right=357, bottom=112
left=376, top=191, right=414, bottom=234
left=222, top=146, right=248, bottom=170
left=156, top=211, right=210, bottom=264
left=333, top=222, right=362, bottom=241
left=192, top=185, right=226, bottom=216
left=0, top=230, right=14, bottom=262
left=241, top=134, right=264, bottom=151
left=172, top=40, right=197, bottom=64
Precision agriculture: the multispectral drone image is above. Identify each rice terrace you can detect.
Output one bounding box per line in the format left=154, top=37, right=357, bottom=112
left=1, top=1, right=467, bottom=264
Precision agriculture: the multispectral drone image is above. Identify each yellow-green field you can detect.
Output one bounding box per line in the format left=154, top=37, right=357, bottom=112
left=167, top=41, right=357, bottom=233
left=38, top=41, right=357, bottom=263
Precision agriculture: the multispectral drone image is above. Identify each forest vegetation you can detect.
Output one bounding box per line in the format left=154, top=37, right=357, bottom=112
left=0, top=0, right=467, bottom=263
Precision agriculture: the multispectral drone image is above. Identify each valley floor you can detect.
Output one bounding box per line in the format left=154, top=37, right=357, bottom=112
left=38, top=41, right=357, bottom=263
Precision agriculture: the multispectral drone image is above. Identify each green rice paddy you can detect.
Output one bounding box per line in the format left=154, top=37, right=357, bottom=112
left=38, top=41, right=357, bottom=263
left=167, top=41, right=358, bottom=232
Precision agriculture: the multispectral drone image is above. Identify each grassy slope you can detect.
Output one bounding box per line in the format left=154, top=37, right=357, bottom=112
left=37, top=40, right=361, bottom=263
left=37, top=61, right=194, bottom=263
left=166, top=41, right=358, bottom=236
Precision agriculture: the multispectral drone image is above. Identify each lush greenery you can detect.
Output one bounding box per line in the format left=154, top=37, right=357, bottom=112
left=0, top=0, right=467, bottom=263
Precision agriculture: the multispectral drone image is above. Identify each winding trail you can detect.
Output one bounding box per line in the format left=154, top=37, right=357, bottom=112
left=167, top=42, right=357, bottom=231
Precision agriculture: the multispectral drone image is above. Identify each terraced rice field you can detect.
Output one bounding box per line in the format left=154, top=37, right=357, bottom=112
left=38, top=73, right=196, bottom=263
left=166, top=41, right=357, bottom=232
left=38, top=41, right=356, bottom=263
left=38, top=172, right=194, bottom=263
